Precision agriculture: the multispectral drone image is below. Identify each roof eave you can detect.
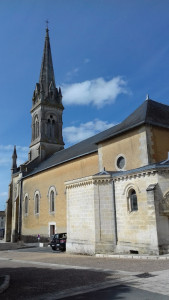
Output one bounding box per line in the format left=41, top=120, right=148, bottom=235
left=23, top=149, right=98, bottom=179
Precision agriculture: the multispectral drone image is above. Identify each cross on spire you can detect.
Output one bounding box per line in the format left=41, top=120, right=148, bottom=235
left=46, top=19, right=49, bottom=30
left=39, top=22, right=55, bottom=95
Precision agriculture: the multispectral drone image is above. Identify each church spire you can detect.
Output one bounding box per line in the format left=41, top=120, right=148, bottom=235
left=39, top=26, right=56, bottom=96
left=11, top=145, right=17, bottom=174
left=30, top=27, right=64, bottom=162
left=32, top=26, right=63, bottom=106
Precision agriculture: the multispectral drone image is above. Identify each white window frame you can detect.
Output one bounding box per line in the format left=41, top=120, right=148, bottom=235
left=115, top=153, right=126, bottom=171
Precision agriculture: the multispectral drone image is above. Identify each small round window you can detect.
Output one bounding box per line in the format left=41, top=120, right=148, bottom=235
left=116, top=156, right=125, bottom=169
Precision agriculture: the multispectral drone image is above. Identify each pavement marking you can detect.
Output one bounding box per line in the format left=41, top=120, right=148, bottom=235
left=96, top=253, right=169, bottom=260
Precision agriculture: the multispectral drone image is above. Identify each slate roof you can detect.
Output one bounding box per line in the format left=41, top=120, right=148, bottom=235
left=24, top=99, right=169, bottom=177
left=95, top=98, right=169, bottom=143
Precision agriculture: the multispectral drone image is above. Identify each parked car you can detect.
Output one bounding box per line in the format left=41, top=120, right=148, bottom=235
left=49, top=233, right=67, bottom=251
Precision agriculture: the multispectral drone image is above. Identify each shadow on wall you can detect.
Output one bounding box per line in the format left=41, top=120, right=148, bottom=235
left=21, top=235, right=49, bottom=243
left=155, top=184, right=169, bottom=253
left=0, top=229, right=5, bottom=239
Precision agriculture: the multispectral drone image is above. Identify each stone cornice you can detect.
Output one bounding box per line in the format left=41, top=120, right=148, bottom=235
left=113, top=167, right=169, bottom=182
left=65, top=174, right=112, bottom=189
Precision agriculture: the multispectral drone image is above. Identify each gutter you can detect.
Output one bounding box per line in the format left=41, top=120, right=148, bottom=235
left=112, top=180, right=118, bottom=245
left=18, top=178, right=23, bottom=240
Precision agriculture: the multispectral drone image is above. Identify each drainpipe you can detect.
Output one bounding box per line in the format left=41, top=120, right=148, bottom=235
left=18, top=178, right=23, bottom=241
left=112, top=180, right=118, bottom=245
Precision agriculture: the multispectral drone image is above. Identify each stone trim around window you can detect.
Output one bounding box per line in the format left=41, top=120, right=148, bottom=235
left=115, top=154, right=126, bottom=171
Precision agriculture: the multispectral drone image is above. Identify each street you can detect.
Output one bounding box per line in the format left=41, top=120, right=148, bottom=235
left=0, top=247, right=169, bottom=299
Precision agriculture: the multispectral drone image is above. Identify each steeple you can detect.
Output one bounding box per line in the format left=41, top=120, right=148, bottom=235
left=32, top=26, right=63, bottom=106
left=11, top=146, right=17, bottom=174
left=39, top=27, right=56, bottom=97
left=30, top=27, right=64, bottom=162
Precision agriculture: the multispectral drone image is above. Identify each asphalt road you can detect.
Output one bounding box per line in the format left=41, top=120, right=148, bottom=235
left=6, top=246, right=169, bottom=272
left=65, top=285, right=169, bottom=300
left=0, top=247, right=169, bottom=299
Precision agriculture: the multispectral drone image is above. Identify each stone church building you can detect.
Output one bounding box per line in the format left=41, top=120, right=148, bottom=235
left=5, top=28, right=169, bottom=255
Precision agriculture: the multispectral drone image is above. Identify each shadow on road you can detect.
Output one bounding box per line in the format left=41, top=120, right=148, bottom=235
left=0, top=265, right=130, bottom=300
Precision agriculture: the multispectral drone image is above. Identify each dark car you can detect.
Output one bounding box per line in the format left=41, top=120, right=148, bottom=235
left=49, top=233, right=67, bottom=251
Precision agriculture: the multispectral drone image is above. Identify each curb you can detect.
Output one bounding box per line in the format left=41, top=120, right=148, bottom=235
left=0, top=275, right=10, bottom=294
left=96, top=253, right=169, bottom=260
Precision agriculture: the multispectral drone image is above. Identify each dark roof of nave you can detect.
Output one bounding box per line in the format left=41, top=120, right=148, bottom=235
left=25, top=99, right=169, bottom=177
left=95, top=98, right=169, bottom=143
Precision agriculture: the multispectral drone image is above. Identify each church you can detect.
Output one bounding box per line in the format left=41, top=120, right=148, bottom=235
left=5, top=28, right=169, bottom=255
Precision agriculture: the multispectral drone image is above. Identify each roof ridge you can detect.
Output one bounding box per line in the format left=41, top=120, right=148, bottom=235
left=145, top=98, right=151, bottom=122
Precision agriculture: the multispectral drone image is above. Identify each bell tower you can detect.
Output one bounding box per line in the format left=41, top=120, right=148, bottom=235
left=29, top=27, right=64, bottom=161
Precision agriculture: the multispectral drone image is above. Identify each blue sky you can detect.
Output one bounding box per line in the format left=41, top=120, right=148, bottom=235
left=1, top=0, right=169, bottom=210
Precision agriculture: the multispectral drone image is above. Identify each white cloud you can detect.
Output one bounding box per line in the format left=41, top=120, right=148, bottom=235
left=62, top=76, right=129, bottom=108
left=63, top=119, right=115, bottom=144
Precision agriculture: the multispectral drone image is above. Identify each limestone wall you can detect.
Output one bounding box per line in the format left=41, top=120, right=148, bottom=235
left=65, top=174, right=116, bottom=255
left=66, top=177, right=95, bottom=254
left=114, top=171, right=159, bottom=254
left=154, top=171, right=169, bottom=252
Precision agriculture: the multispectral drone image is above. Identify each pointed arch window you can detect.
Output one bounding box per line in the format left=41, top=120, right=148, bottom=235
left=25, top=196, right=28, bottom=214
left=48, top=186, right=57, bottom=214
left=47, top=115, right=56, bottom=138
left=34, top=191, right=40, bottom=215
left=33, top=115, right=39, bottom=140
left=50, top=190, right=55, bottom=212
left=35, top=117, right=39, bottom=139
left=47, top=119, right=52, bottom=137
left=24, top=194, right=29, bottom=215
left=35, top=194, right=39, bottom=214
left=52, top=120, right=55, bottom=138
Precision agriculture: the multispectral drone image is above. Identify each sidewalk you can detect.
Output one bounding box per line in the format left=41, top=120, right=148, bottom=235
left=0, top=241, right=37, bottom=294
left=1, top=240, right=169, bottom=260
left=96, top=253, right=169, bottom=260
left=0, top=240, right=38, bottom=251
